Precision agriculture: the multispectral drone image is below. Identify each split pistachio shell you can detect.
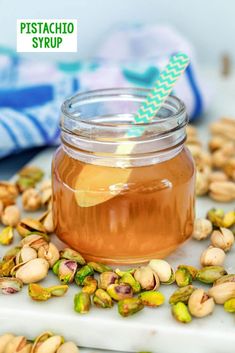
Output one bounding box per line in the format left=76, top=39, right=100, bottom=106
left=1, top=205, right=20, bottom=227
left=88, top=262, right=112, bottom=273
left=188, top=289, right=215, bottom=318
left=75, top=265, right=94, bottom=286
left=22, top=188, right=41, bottom=211
left=33, top=335, right=64, bottom=353
left=175, top=268, right=192, bottom=287
left=171, top=302, right=192, bottom=324
left=139, top=291, right=165, bottom=307
left=57, top=342, right=80, bottom=353
left=98, top=271, right=118, bottom=290
left=16, top=246, right=37, bottom=265
left=4, top=336, right=31, bottom=353
left=118, top=298, right=144, bottom=317
left=38, top=211, right=54, bottom=233
left=58, top=260, right=77, bottom=284
left=200, top=246, right=226, bottom=266
left=196, top=266, right=227, bottom=284
left=0, top=226, right=14, bottom=245
left=15, top=258, right=49, bottom=284
left=20, top=234, right=48, bottom=250
left=74, top=292, right=91, bottom=314
left=93, top=288, right=113, bottom=308
left=31, top=332, right=53, bottom=353
left=0, top=277, right=23, bottom=294
left=3, top=246, right=21, bottom=262
left=192, top=218, right=213, bottom=240
left=211, top=228, right=234, bottom=252
left=119, top=272, right=141, bottom=293
left=224, top=298, right=235, bottom=313
left=41, top=187, right=52, bottom=206
left=148, top=259, right=174, bottom=283
left=60, top=248, right=85, bottom=265
left=0, top=334, right=15, bottom=353
left=107, top=284, right=133, bottom=301
left=82, top=276, right=98, bottom=295
left=208, top=282, right=235, bottom=304
left=17, top=218, right=46, bottom=238
left=169, top=285, right=195, bottom=305
left=134, top=266, right=160, bottom=290
left=214, top=274, right=235, bottom=285
left=38, top=242, right=60, bottom=267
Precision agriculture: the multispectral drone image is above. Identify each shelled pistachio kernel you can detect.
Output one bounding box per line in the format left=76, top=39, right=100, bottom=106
left=60, top=248, right=86, bottom=265
left=88, top=262, right=112, bottom=273
left=207, top=208, right=225, bottom=227
left=16, top=218, right=46, bottom=238
left=0, top=277, right=23, bottom=294
left=224, top=298, right=235, bottom=313
left=118, top=298, right=144, bottom=317
left=82, top=276, right=97, bottom=295
left=223, top=211, right=235, bottom=228
left=175, top=267, right=192, bottom=287
left=0, top=258, right=15, bottom=276
left=107, top=284, right=133, bottom=301
left=171, top=302, right=192, bottom=323
left=52, top=259, right=62, bottom=276
left=98, top=271, right=119, bottom=290
left=169, top=285, right=195, bottom=305
left=28, top=283, right=51, bottom=301
left=148, top=259, right=174, bottom=284
left=0, top=226, right=14, bottom=245
left=74, top=292, right=91, bottom=314
left=196, top=266, right=227, bottom=284
left=134, top=266, right=160, bottom=290
left=19, top=165, right=44, bottom=182
left=93, top=288, right=113, bottom=308
left=177, top=265, right=198, bottom=280
left=58, top=260, right=77, bottom=284
left=192, top=218, right=213, bottom=240
left=188, top=289, right=215, bottom=318
left=75, top=265, right=94, bottom=286
left=139, top=291, right=165, bottom=307
left=211, top=228, right=234, bottom=252
left=200, top=246, right=226, bottom=267
left=120, top=272, right=141, bottom=293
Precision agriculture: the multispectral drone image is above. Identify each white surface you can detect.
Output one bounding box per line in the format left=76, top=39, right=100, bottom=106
left=0, top=0, right=234, bottom=64
left=0, top=72, right=235, bottom=352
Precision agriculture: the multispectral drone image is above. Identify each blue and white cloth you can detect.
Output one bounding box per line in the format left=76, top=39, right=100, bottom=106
left=0, top=25, right=210, bottom=158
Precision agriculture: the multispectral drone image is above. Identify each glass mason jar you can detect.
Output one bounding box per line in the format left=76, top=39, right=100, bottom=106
left=52, top=88, right=195, bottom=264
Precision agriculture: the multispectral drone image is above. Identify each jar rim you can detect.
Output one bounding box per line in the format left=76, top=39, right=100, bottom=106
left=61, top=87, right=187, bottom=129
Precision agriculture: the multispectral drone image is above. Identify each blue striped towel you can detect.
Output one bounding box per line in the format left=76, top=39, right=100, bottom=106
left=0, top=25, right=210, bottom=158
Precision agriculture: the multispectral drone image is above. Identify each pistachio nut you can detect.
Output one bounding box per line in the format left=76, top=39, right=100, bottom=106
left=75, top=265, right=94, bottom=286
left=169, top=285, right=195, bottom=305
left=0, top=277, right=23, bottom=294
left=48, top=284, right=69, bottom=297
left=0, top=181, right=18, bottom=205
left=177, top=265, right=198, bottom=280
left=200, top=246, right=226, bottom=267
left=0, top=258, right=15, bottom=276
left=223, top=158, right=235, bottom=180
left=119, top=272, right=141, bottom=293
left=208, top=135, right=226, bottom=151
left=21, top=234, right=48, bottom=250
left=214, top=274, right=235, bottom=285
left=93, top=288, right=113, bottom=308
left=16, top=246, right=37, bottom=265
left=196, top=266, right=227, bottom=284
left=139, top=291, right=165, bottom=307
left=208, top=282, right=235, bottom=304
left=22, top=188, right=41, bottom=211
left=175, top=267, right=192, bottom=287
left=17, top=218, right=46, bottom=238
left=0, top=226, right=14, bottom=245
left=1, top=205, right=20, bottom=227
left=192, top=218, right=213, bottom=241
left=171, top=302, right=192, bottom=324
left=57, top=342, right=80, bottom=353
left=0, top=334, right=15, bottom=353
left=224, top=297, right=235, bottom=313
left=208, top=171, right=228, bottom=183
left=98, top=271, right=119, bottom=290
left=207, top=208, right=225, bottom=227
left=82, top=276, right=98, bottom=295
left=52, top=260, right=62, bottom=276
left=15, top=258, right=49, bottom=284
left=188, top=289, right=215, bottom=318
left=58, top=260, right=78, bottom=284
left=41, top=187, right=52, bottom=206
left=195, top=170, right=209, bottom=196
left=209, top=181, right=235, bottom=202
left=60, top=248, right=86, bottom=265
left=38, top=211, right=54, bottom=233
left=19, top=166, right=44, bottom=182
left=38, top=242, right=60, bottom=267
left=118, top=298, right=144, bottom=317
left=149, top=259, right=175, bottom=284
left=4, top=336, right=31, bottom=353
left=28, top=283, right=51, bottom=301
left=211, top=227, right=234, bottom=252
left=223, top=210, right=235, bottom=228
left=2, top=246, right=21, bottom=262
left=40, top=179, right=52, bottom=192
left=134, top=266, right=160, bottom=290
left=107, top=283, right=133, bottom=301
left=88, top=261, right=112, bottom=273
left=31, top=332, right=53, bottom=353
left=115, top=268, right=135, bottom=277
left=32, top=335, right=64, bottom=353
left=17, top=176, right=36, bottom=193
left=74, top=292, right=91, bottom=314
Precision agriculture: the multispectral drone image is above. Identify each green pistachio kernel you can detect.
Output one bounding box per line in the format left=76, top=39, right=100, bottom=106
left=171, top=302, right=192, bottom=324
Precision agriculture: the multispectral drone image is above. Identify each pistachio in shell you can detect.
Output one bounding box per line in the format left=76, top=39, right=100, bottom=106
left=134, top=266, right=160, bottom=290
left=0, top=277, right=23, bottom=294
left=32, top=335, right=64, bottom=353
left=93, top=288, right=113, bottom=308
left=214, top=274, right=235, bottom=285
left=0, top=334, right=15, bottom=353
left=38, top=242, right=60, bottom=267
left=15, top=258, right=49, bottom=284
left=139, top=291, right=165, bottom=307
left=58, top=260, right=77, bottom=284
left=17, top=218, right=46, bottom=238
left=188, top=289, right=215, bottom=318
left=148, top=259, right=174, bottom=284
left=74, top=292, right=91, bottom=314
left=16, top=246, right=37, bottom=265
left=208, top=282, right=235, bottom=304
left=118, top=298, right=144, bottom=317
left=4, top=336, right=31, bottom=353
left=20, top=234, right=48, bottom=250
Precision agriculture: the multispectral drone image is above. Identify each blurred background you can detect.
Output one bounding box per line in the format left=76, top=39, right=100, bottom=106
left=0, top=0, right=234, bottom=178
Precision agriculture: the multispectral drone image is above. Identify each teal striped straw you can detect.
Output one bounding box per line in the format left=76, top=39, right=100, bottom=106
left=127, top=52, right=190, bottom=138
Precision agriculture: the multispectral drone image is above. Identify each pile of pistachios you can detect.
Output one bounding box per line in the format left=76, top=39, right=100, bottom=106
left=186, top=117, right=235, bottom=201
left=0, top=331, right=79, bottom=353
